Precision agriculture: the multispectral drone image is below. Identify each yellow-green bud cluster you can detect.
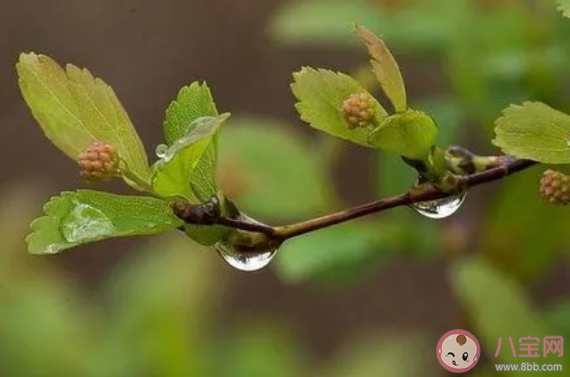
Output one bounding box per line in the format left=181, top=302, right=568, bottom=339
left=77, top=141, right=120, bottom=182
left=539, top=169, right=570, bottom=205
left=342, top=93, right=376, bottom=129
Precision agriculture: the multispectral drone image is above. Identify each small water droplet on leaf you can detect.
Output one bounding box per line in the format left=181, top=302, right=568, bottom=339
left=411, top=192, right=466, bottom=219
left=155, top=144, right=169, bottom=159
left=61, top=201, right=115, bottom=242
left=44, top=244, right=61, bottom=255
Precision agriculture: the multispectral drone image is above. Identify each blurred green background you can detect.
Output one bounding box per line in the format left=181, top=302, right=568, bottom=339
left=0, top=0, right=569, bottom=375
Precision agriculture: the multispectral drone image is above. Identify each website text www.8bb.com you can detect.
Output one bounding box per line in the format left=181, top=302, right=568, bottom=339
left=495, top=362, right=563, bottom=372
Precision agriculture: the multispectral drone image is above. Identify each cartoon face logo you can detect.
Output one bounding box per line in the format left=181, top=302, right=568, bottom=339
left=437, top=330, right=480, bottom=373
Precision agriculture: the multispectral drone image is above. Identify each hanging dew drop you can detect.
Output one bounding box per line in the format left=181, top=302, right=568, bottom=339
left=214, top=213, right=279, bottom=272
left=411, top=191, right=467, bottom=219
left=155, top=144, right=168, bottom=159
left=215, top=241, right=278, bottom=272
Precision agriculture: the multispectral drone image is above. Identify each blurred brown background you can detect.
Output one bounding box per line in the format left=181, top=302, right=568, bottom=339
left=1, top=1, right=569, bottom=376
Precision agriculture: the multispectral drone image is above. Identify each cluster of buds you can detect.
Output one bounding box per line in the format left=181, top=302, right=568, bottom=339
left=77, top=141, right=120, bottom=182
left=539, top=169, right=570, bottom=205
left=342, top=92, right=376, bottom=129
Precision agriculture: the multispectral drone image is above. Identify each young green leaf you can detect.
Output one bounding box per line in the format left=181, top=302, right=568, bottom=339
left=163, top=82, right=218, bottom=145
left=451, top=257, right=548, bottom=376
left=271, top=0, right=386, bottom=46
left=557, top=0, right=570, bottom=18
left=493, top=102, right=570, bottom=164
left=542, top=302, right=570, bottom=343
left=481, top=171, right=569, bottom=280
left=219, top=118, right=330, bottom=219
left=151, top=114, right=229, bottom=202
left=182, top=223, right=229, bottom=247
left=17, top=53, right=150, bottom=187
left=292, top=67, right=387, bottom=146
left=325, top=332, right=429, bottom=377
left=276, top=222, right=393, bottom=283
left=26, top=191, right=183, bottom=255
left=369, top=110, right=437, bottom=160
left=156, top=113, right=230, bottom=247
left=220, top=322, right=305, bottom=377
left=355, top=24, right=407, bottom=112
left=103, top=236, right=218, bottom=377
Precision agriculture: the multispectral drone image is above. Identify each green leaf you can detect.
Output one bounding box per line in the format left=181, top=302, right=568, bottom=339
left=275, top=221, right=397, bottom=283
left=414, top=97, right=463, bottom=146
left=217, top=321, right=305, bottom=377
left=376, top=152, right=415, bottom=196
left=355, top=24, right=407, bottom=112
left=154, top=113, right=230, bottom=247
left=0, top=273, right=96, bottom=376
left=369, top=110, right=438, bottom=160
left=163, top=82, right=218, bottom=145
left=541, top=301, right=570, bottom=342
left=271, top=0, right=385, bottom=46
left=480, top=170, right=568, bottom=280
left=493, top=102, right=570, bottom=164
left=182, top=224, right=228, bottom=247
left=218, top=118, right=330, bottom=219
left=181, top=195, right=235, bottom=247
left=292, top=67, right=387, bottom=147
left=17, top=53, right=150, bottom=186
left=377, top=1, right=470, bottom=52
left=270, top=0, right=470, bottom=53
left=451, top=257, right=549, bottom=375
left=325, top=331, right=429, bottom=377
left=103, top=235, right=218, bottom=377
left=558, top=0, right=570, bottom=18
left=151, top=114, right=229, bottom=202
left=26, top=190, right=183, bottom=254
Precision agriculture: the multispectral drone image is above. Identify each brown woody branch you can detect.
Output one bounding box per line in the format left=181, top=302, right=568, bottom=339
left=173, top=156, right=537, bottom=243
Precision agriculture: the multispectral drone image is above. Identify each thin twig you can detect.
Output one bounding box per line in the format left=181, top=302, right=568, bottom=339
left=274, top=158, right=536, bottom=239
left=174, top=157, right=537, bottom=242
left=216, top=217, right=277, bottom=236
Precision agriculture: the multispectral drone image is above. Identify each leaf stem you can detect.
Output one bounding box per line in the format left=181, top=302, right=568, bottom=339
left=121, top=168, right=155, bottom=194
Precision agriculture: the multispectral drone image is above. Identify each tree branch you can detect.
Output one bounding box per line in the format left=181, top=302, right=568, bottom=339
left=173, top=156, right=537, bottom=243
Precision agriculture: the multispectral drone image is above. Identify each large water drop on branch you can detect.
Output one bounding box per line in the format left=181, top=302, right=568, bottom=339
left=214, top=213, right=279, bottom=272
left=215, top=241, right=278, bottom=272
left=411, top=192, right=467, bottom=219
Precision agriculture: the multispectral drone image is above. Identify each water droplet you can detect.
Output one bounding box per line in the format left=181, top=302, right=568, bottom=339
left=214, top=213, right=279, bottom=271
left=215, top=240, right=278, bottom=272
left=155, top=144, right=169, bottom=159
left=61, top=201, right=115, bottom=242
left=411, top=192, right=467, bottom=219
left=44, top=244, right=61, bottom=255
